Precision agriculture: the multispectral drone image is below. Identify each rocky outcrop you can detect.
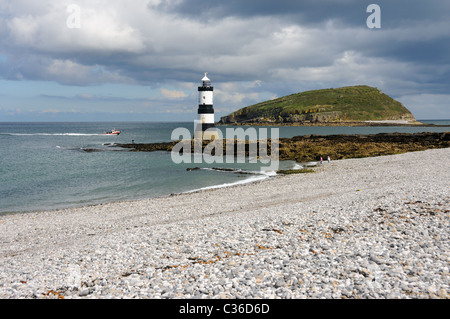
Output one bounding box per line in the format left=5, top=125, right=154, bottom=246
left=278, top=132, right=450, bottom=162
left=115, top=132, right=450, bottom=162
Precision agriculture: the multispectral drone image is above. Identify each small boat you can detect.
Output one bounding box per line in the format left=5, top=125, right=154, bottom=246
left=104, top=129, right=121, bottom=136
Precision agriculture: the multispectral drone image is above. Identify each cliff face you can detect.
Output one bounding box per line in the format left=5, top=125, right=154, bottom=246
left=219, top=85, right=416, bottom=125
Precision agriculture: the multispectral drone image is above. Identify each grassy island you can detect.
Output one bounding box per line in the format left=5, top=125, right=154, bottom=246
left=219, top=85, right=420, bottom=126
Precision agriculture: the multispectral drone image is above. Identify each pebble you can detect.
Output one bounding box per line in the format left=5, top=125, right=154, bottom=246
left=0, top=148, right=449, bottom=299
left=79, top=289, right=90, bottom=297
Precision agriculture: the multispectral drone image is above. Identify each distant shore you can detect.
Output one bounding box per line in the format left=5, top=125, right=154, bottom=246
left=0, top=148, right=448, bottom=299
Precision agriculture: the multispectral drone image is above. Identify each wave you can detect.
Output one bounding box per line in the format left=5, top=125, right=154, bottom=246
left=55, top=146, right=108, bottom=153
left=184, top=169, right=276, bottom=194
left=188, top=167, right=260, bottom=175
left=304, top=162, right=318, bottom=167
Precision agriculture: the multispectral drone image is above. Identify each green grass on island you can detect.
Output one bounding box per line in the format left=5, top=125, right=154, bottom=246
left=219, top=85, right=417, bottom=125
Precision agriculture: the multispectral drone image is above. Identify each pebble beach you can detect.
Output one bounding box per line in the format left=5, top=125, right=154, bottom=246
left=0, top=148, right=448, bottom=299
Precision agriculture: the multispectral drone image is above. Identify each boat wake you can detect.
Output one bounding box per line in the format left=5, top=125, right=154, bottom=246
left=1, top=133, right=104, bottom=136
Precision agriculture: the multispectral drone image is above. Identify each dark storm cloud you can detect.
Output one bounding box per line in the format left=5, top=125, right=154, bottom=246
left=156, top=0, right=367, bottom=25
left=153, top=0, right=450, bottom=91
left=2, top=0, right=449, bottom=86
left=1, top=0, right=449, bottom=119
left=159, top=0, right=450, bottom=27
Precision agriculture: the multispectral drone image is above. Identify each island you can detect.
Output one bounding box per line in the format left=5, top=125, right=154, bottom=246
left=218, top=85, right=423, bottom=126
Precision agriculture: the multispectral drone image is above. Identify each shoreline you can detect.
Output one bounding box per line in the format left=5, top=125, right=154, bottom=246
left=0, top=148, right=449, bottom=299
left=3, top=131, right=448, bottom=216
left=217, top=121, right=450, bottom=127
left=0, top=162, right=289, bottom=217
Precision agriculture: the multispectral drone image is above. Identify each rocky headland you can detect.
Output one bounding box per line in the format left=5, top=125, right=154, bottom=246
left=115, top=132, right=450, bottom=163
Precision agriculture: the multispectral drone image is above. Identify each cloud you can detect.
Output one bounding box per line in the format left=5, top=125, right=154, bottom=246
left=40, top=108, right=78, bottom=114
left=2, top=1, right=449, bottom=86
left=4, top=1, right=146, bottom=54
left=45, top=59, right=133, bottom=85
left=397, top=94, right=450, bottom=120
left=0, top=0, right=448, bottom=120
left=160, top=88, right=187, bottom=99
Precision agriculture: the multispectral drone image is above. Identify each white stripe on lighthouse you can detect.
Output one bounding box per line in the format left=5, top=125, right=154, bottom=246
left=199, top=91, right=213, bottom=105
left=199, top=114, right=215, bottom=124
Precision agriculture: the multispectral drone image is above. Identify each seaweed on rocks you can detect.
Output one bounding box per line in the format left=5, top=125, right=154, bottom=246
left=115, top=132, right=450, bottom=163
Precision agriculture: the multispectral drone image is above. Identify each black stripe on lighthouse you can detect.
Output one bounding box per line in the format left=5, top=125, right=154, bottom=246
left=198, top=105, right=214, bottom=114
left=201, top=123, right=216, bottom=131
left=198, top=87, right=214, bottom=92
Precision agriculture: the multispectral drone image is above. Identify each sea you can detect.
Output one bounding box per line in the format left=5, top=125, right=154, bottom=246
left=1, top=120, right=449, bottom=214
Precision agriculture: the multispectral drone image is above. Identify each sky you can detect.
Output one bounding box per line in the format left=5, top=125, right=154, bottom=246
left=0, top=0, right=449, bottom=122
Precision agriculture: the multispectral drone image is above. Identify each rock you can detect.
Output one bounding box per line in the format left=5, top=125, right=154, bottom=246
left=79, top=288, right=90, bottom=297
left=115, top=133, right=450, bottom=163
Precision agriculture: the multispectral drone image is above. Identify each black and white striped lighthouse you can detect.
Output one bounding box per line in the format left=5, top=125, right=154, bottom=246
left=195, top=72, right=218, bottom=139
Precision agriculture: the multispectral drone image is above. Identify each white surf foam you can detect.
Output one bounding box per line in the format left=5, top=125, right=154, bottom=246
left=184, top=169, right=276, bottom=194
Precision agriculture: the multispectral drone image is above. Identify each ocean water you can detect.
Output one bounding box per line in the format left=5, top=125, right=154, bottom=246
left=1, top=121, right=449, bottom=214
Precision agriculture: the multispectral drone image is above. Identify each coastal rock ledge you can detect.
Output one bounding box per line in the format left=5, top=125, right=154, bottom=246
left=116, top=132, right=450, bottom=162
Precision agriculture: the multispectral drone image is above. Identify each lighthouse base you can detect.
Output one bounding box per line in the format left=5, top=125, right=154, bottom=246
left=194, top=120, right=219, bottom=140
left=194, top=127, right=220, bottom=141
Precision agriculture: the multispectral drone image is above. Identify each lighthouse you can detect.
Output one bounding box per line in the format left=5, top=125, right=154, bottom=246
left=195, top=72, right=218, bottom=140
